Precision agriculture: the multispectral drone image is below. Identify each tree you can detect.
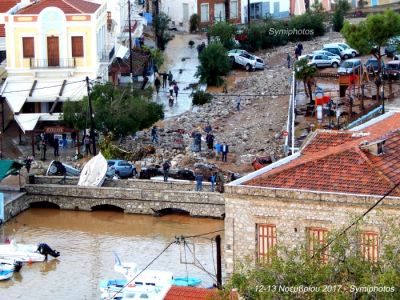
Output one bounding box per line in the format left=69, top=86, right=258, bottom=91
left=224, top=219, right=400, bottom=299
left=332, top=0, right=351, bottom=32
left=154, top=12, right=173, bottom=50
left=342, top=10, right=400, bottom=99
left=209, top=22, right=237, bottom=50
left=295, top=58, right=317, bottom=104
left=195, top=42, right=231, bottom=86
left=189, top=14, right=200, bottom=33
left=62, top=83, right=164, bottom=138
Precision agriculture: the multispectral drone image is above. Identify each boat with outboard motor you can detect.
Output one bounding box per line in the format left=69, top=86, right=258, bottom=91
left=0, top=241, right=60, bottom=262
left=77, top=152, right=108, bottom=187
left=0, top=258, right=22, bottom=272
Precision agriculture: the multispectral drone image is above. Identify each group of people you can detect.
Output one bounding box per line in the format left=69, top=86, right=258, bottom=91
left=287, top=43, right=304, bottom=68
left=154, top=71, right=180, bottom=106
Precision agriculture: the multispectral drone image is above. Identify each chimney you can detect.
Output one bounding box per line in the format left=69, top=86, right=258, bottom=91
left=360, top=140, right=385, bottom=156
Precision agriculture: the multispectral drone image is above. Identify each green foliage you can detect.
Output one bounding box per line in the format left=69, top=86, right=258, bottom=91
left=191, top=90, right=213, bottom=106
left=341, top=9, right=400, bottom=56
left=62, top=83, right=164, bottom=138
left=295, top=58, right=317, bottom=104
left=195, top=42, right=231, bottom=86
left=225, top=220, right=400, bottom=299
left=154, top=12, right=173, bottom=50
left=209, top=22, right=237, bottom=50
left=333, top=0, right=352, bottom=32
left=189, top=14, right=200, bottom=33
left=99, top=138, right=147, bottom=161
left=149, top=48, right=164, bottom=69
left=288, top=10, right=325, bottom=41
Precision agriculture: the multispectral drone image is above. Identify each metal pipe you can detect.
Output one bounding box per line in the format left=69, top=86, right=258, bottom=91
left=86, top=76, right=97, bottom=156
left=128, top=0, right=134, bottom=83
left=216, top=235, right=222, bottom=287
left=291, top=70, right=296, bottom=154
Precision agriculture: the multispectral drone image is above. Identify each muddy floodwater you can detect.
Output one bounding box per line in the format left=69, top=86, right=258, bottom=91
left=0, top=208, right=224, bottom=300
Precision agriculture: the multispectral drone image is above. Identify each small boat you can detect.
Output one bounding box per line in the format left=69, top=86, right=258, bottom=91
left=46, top=160, right=81, bottom=177
left=77, top=152, right=108, bottom=187
left=172, top=277, right=202, bottom=287
left=251, top=156, right=273, bottom=170
left=0, top=268, right=13, bottom=281
left=100, top=253, right=173, bottom=300
left=0, top=241, right=60, bottom=262
left=0, top=258, right=22, bottom=272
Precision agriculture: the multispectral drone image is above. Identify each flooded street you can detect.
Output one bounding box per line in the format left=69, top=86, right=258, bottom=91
left=154, top=33, right=206, bottom=118
left=0, top=208, right=223, bottom=300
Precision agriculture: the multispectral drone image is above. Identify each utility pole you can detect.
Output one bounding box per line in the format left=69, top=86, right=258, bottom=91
left=128, top=0, right=134, bottom=83
left=154, top=0, right=160, bottom=49
left=86, top=76, right=97, bottom=156
left=215, top=235, right=222, bottom=287
left=247, top=0, right=251, bottom=25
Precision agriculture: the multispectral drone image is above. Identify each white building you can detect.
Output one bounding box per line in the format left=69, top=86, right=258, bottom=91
left=241, top=0, right=290, bottom=23
left=161, top=0, right=197, bottom=32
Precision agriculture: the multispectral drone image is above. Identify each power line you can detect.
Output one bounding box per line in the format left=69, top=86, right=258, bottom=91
left=312, top=179, right=400, bottom=260
left=108, top=241, right=176, bottom=300
left=1, top=79, right=86, bottom=94
left=182, top=229, right=224, bottom=239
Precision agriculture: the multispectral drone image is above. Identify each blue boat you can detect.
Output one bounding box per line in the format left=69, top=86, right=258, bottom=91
left=172, top=277, right=201, bottom=287
left=0, top=269, right=13, bottom=281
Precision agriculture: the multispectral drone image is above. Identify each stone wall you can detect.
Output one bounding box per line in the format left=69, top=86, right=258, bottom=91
left=25, top=183, right=225, bottom=218
left=224, top=185, right=400, bottom=276
left=3, top=194, right=29, bottom=223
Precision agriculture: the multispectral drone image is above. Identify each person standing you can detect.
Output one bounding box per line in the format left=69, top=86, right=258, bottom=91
left=40, top=141, right=47, bottom=161
left=154, top=76, right=161, bottom=94
left=210, top=172, right=216, bottom=192
left=162, top=72, right=168, bottom=88
left=214, top=142, right=222, bottom=161
left=169, top=84, right=174, bottom=97
left=295, top=47, right=300, bottom=60
left=173, top=83, right=179, bottom=99
left=206, top=132, right=214, bottom=150
left=168, top=71, right=173, bottom=85
left=221, top=142, right=229, bottom=162
left=204, top=122, right=212, bottom=134
left=298, top=43, right=303, bottom=56
left=236, top=96, right=241, bottom=111
left=216, top=171, right=224, bottom=193
left=195, top=170, right=203, bottom=191
left=54, top=137, right=59, bottom=157
left=84, top=135, right=91, bottom=156
left=24, top=157, right=32, bottom=174
left=287, top=53, right=291, bottom=68
left=162, top=160, right=170, bottom=182
left=151, top=126, right=158, bottom=144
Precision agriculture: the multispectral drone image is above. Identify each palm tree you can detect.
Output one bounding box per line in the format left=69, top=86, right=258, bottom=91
left=295, top=58, right=318, bottom=104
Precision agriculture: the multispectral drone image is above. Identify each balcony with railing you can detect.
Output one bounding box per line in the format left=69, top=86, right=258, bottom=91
left=30, top=58, right=76, bottom=69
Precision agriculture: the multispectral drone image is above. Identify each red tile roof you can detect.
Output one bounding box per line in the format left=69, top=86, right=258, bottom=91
left=0, top=0, right=18, bottom=13
left=17, top=0, right=100, bottom=14
left=165, top=286, right=218, bottom=300
left=244, top=113, right=400, bottom=196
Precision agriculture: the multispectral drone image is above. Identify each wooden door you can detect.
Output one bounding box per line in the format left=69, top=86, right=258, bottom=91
left=47, top=36, right=59, bottom=67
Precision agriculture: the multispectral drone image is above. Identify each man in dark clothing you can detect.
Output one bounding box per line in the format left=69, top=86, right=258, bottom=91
left=221, top=142, right=229, bottom=162
left=168, top=71, right=173, bottom=85
left=206, top=133, right=214, bottom=150
left=154, top=77, right=161, bottom=94
left=40, top=141, right=47, bottom=161
left=162, top=161, right=170, bottom=182
left=24, top=157, right=32, bottom=174
left=151, top=126, right=158, bottom=144
left=141, top=76, right=149, bottom=90
left=84, top=135, right=91, bottom=155
left=162, top=73, right=168, bottom=88
left=54, top=138, right=59, bottom=157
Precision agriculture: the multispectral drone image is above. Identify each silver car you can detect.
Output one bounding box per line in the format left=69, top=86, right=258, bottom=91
left=337, top=59, right=362, bottom=75
left=312, top=50, right=341, bottom=61
left=308, top=54, right=340, bottom=68
left=234, top=53, right=265, bottom=71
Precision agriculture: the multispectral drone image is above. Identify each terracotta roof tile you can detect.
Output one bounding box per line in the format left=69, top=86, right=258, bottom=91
left=244, top=113, right=400, bottom=196
left=0, top=0, right=18, bottom=13
left=165, top=286, right=219, bottom=300
left=17, top=0, right=100, bottom=14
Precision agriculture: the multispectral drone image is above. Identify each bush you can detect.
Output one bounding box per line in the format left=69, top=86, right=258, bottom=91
left=195, top=42, right=231, bottom=86
left=288, top=11, right=325, bottom=42
left=189, top=14, right=200, bottom=33
left=209, top=22, right=236, bottom=50
left=332, top=10, right=345, bottom=32
left=154, top=12, right=173, bottom=50
left=191, top=90, right=213, bottom=106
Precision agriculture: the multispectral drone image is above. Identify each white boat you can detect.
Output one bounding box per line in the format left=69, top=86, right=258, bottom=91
left=77, top=152, right=108, bottom=187
left=100, top=253, right=173, bottom=300
left=46, top=160, right=81, bottom=177
left=0, top=241, right=60, bottom=262
left=0, top=258, right=22, bottom=272
left=0, top=268, right=13, bottom=280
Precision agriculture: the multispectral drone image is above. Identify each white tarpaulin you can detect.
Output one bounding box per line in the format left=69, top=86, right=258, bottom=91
left=1, top=79, right=32, bottom=113
left=115, top=44, right=129, bottom=59
left=14, top=113, right=61, bottom=133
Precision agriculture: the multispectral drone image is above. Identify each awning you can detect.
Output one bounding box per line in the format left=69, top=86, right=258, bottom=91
left=14, top=113, right=61, bottom=133
left=60, top=79, right=87, bottom=100
left=115, top=44, right=129, bottom=59
left=0, top=160, right=24, bottom=181
left=0, top=79, right=32, bottom=113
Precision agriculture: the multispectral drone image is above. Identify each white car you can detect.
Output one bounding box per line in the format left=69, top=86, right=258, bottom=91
left=308, top=54, right=340, bottom=68
left=312, top=50, right=341, bottom=61
left=323, top=43, right=359, bottom=59
left=229, top=50, right=265, bottom=71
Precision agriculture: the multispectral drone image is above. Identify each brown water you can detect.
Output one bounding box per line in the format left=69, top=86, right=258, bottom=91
left=0, top=209, right=224, bottom=300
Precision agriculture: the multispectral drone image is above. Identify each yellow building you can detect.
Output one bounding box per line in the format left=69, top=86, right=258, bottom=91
left=0, top=0, right=113, bottom=133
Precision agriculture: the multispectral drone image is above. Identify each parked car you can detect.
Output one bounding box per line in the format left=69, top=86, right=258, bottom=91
left=235, top=53, right=265, bottom=71
left=322, top=44, right=357, bottom=59
left=334, top=43, right=359, bottom=57
left=312, top=50, right=341, bottom=61
left=364, top=58, right=385, bottom=74
left=107, top=160, right=136, bottom=178
left=383, top=61, right=400, bottom=79
left=337, top=58, right=362, bottom=75
left=227, top=49, right=248, bottom=64
left=308, top=54, right=340, bottom=68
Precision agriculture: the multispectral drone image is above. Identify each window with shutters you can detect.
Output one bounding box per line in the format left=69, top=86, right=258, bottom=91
left=22, top=37, right=34, bottom=58
left=71, top=36, right=84, bottom=57
left=307, top=227, right=328, bottom=263
left=230, top=0, right=238, bottom=19
left=200, top=4, right=209, bottom=22
left=360, top=231, right=379, bottom=262
left=257, top=224, right=277, bottom=263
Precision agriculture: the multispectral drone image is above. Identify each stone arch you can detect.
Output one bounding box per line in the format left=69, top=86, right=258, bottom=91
left=91, top=204, right=125, bottom=212
left=151, top=204, right=191, bottom=216
left=29, top=201, right=61, bottom=209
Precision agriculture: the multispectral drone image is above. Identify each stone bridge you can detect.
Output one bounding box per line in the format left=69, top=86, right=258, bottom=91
left=22, top=176, right=225, bottom=218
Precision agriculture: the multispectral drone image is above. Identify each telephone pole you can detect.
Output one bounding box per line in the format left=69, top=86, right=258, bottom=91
left=128, top=0, right=133, bottom=82
left=86, top=76, right=97, bottom=156
left=216, top=235, right=222, bottom=287
left=247, top=0, right=251, bottom=25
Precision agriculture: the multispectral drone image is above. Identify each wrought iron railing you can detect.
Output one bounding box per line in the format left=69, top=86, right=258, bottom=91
left=30, top=58, right=76, bottom=69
